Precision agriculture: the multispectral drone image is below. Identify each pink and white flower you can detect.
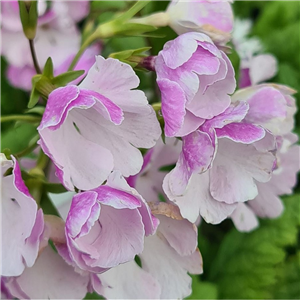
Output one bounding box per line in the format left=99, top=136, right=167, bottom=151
left=56, top=171, right=158, bottom=273
left=92, top=203, right=202, bottom=299
left=2, top=246, right=89, bottom=299
left=232, top=18, right=278, bottom=88
left=167, top=0, right=234, bottom=44
left=164, top=137, right=275, bottom=224
left=38, top=56, right=161, bottom=191
left=231, top=133, right=300, bottom=232
left=127, top=138, right=182, bottom=203
left=0, top=154, right=44, bottom=276
left=165, top=101, right=267, bottom=198
left=155, top=32, right=236, bottom=137
left=232, top=84, right=297, bottom=137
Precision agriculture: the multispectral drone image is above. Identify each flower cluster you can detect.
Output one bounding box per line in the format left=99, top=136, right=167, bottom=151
left=1, top=0, right=299, bottom=299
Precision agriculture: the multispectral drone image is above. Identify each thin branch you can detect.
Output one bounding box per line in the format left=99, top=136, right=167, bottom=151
left=29, top=39, right=42, bottom=74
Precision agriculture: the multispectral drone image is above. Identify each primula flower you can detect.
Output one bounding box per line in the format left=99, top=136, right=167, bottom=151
left=56, top=171, right=158, bottom=273
left=92, top=203, right=202, bottom=299
left=231, top=133, right=300, bottom=232
left=165, top=101, right=266, bottom=197
left=232, top=84, right=297, bottom=137
left=0, top=154, right=44, bottom=276
left=127, top=138, right=182, bottom=203
left=232, top=19, right=278, bottom=88
left=164, top=138, right=275, bottom=224
left=166, top=0, right=234, bottom=44
left=2, top=246, right=89, bottom=299
left=38, top=56, right=161, bottom=191
left=155, top=32, right=236, bottom=137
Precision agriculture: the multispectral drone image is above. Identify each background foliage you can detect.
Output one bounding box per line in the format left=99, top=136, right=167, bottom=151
left=1, top=1, right=299, bottom=299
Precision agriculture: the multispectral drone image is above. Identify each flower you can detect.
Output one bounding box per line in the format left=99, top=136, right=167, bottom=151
left=2, top=246, right=89, bottom=299
left=155, top=32, right=236, bottom=137
left=232, top=84, right=297, bottom=137
left=127, top=138, right=182, bottom=203
left=56, top=171, right=158, bottom=273
left=165, top=101, right=266, bottom=198
left=92, top=203, right=202, bottom=299
left=166, top=0, right=234, bottom=44
left=0, top=154, right=44, bottom=276
left=232, top=19, right=278, bottom=88
left=38, top=56, right=161, bottom=191
left=231, top=133, right=300, bottom=232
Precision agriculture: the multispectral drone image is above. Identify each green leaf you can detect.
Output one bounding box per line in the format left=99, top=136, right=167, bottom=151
left=52, top=70, right=85, bottom=86
left=40, top=192, right=61, bottom=217
left=1, top=122, right=38, bottom=154
left=43, top=183, right=68, bottom=194
left=110, top=47, right=151, bottom=60
left=25, top=106, right=45, bottom=116
left=208, top=194, right=300, bottom=299
left=42, top=57, right=54, bottom=79
left=159, top=164, right=175, bottom=172
left=116, top=0, right=151, bottom=23
left=119, top=22, right=158, bottom=36
left=84, top=292, right=104, bottom=299
left=187, top=276, right=218, bottom=299
left=271, top=252, right=300, bottom=299
left=28, top=75, right=42, bottom=108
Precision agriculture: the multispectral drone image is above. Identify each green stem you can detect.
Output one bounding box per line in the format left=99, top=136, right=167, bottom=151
left=15, top=135, right=39, bottom=158
left=68, top=37, right=95, bottom=71
left=1, top=115, right=41, bottom=123
left=29, top=39, right=41, bottom=74
left=36, top=149, right=49, bottom=170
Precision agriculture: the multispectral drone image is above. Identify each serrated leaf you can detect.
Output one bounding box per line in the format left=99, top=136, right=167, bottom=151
left=52, top=70, right=85, bottom=86
left=208, top=194, right=300, bottom=299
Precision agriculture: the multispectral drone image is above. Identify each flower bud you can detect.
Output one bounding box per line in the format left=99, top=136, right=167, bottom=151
left=18, top=0, right=38, bottom=39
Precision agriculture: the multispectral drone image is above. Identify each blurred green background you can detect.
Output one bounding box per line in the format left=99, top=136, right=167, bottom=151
left=1, top=1, right=299, bottom=299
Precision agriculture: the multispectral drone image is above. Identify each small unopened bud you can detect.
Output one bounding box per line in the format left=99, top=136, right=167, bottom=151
left=18, top=0, right=38, bottom=39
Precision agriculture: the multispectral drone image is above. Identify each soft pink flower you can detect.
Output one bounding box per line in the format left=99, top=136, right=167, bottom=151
left=38, top=56, right=161, bottom=191
left=166, top=101, right=266, bottom=197
left=127, top=138, right=182, bottom=203
left=167, top=0, right=234, bottom=44
left=239, top=54, right=278, bottom=88
left=232, top=84, right=297, bottom=137
left=56, top=171, right=158, bottom=273
left=232, top=19, right=278, bottom=88
left=163, top=136, right=275, bottom=224
left=2, top=246, right=89, bottom=299
left=155, top=32, right=236, bottom=137
left=1, top=154, right=44, bottom=276
left=92, top=203, right=202, bottom=299
left=231, top=133, right=300, bottom=232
